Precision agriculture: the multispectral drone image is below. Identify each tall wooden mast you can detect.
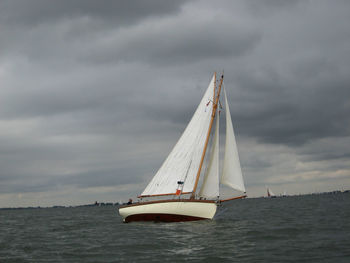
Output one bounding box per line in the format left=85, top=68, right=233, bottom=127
left=191, top=72, right=224, bottom=199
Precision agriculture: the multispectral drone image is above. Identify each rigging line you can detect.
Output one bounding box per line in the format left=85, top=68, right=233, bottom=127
left=178, top=159, right=193, bottom=198
left=183, top=159, right=192, bottom=184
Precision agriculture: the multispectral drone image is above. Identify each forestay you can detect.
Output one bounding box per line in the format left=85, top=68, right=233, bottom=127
left=141, top=75, right=215, bottom=196
left=221, top=88, right=246, bottom=193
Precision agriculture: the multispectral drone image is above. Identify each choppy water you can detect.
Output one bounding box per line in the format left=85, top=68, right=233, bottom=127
left=0, top=193, right=349, bottom=262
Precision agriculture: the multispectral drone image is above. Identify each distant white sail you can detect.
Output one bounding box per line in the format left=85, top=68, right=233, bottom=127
left=199, top=115, right=220, bottom=199
left=141, top=75, right=215, bottom=196
left=221, top=88, right=245, bottom=193
left=267, top=187, right=275, bottom=197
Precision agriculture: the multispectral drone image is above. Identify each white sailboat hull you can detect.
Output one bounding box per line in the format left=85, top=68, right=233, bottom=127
left=119, top=199, right=217, bottom=223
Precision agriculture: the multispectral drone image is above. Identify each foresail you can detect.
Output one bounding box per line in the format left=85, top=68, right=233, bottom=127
left=141, top=75, right=215, bottom=197
left=199, top=114, right=220, bottom=199
left=221, top=88, right=246, bottom=193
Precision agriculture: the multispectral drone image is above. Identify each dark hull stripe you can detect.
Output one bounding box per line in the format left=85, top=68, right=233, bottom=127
left=124, top=213, right=207, bottom=223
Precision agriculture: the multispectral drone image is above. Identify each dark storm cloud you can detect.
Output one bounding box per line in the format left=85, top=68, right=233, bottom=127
left=224, top=1, right=350, bottom=147
left=0, top=0, right=187, bottom=27
left=81, top=23, right=261, bottom=65
left=1, top=70, right=123, bottom=119
left=0, top=0, right=189, bottom=64
left=232, top=71, right=350, bottom=146
left=245, top=0, right=302, bottom=15
left=0, top=0, right=350, bottom=206
left=0, top=168, right=141, bottom=194
left=0, top=1, right=261, bottom=67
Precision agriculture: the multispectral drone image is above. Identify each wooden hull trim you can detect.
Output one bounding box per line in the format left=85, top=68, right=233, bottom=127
left=137, top=192, right=192, bottom=198
left=219, top=194, right=247, bottom=203
left=119, top=198, right=216, bottom=209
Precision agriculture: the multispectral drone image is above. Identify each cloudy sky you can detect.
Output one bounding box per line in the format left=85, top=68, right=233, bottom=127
left=1, top=0, right=349, bottom=207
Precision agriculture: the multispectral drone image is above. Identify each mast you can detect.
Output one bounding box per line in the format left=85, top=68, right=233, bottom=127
left=191, top=72, right=224, bottom=199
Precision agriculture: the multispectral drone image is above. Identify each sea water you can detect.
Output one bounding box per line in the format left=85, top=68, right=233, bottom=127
left=0, top=192, right=349, bottom=262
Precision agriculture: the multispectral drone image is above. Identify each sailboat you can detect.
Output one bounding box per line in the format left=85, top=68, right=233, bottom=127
left=266, top=187, right=276, bottom=198
left=119, top=73, right=246, bottom=223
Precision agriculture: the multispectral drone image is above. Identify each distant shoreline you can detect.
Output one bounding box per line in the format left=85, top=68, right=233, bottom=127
left=0, top=201, right=119, bottom=210
left=0, top=190, right=348, bottom=210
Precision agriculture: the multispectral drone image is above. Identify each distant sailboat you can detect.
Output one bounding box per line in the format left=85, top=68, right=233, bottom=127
left=267, top=187, right=276, bottom=198
left=119, top=73, right=246, bottom=223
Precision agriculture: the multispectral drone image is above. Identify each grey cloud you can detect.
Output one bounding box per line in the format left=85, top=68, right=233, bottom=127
left=82, top=23, right=261, bottom=65
left=0, top=168, right=139, bottom=194
left=1, top=0, right=350, bottom=206
left=245, top=0, right=302, bottom=15
left=234, top=74, right=350, bottom=146
left=0, top=0, right=188, bottom=27
left=0, top=0, right=189, bottom=63
left=0, top=1, right=261, bottom=66
left=298, top=136, right=350, bottom=163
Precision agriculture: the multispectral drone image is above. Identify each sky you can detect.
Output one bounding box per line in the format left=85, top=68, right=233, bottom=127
left=1, top=0, right=349, bottom=207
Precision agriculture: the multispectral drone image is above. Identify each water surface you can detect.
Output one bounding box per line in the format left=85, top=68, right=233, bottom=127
left=1, top=193, right=349, bottom=262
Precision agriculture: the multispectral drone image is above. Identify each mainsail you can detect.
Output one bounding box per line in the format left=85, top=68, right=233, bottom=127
left=199, top=115, right=220, bottom=199
left=141, top=75, right=215, bottom=197
left=221, top=88, right=246, bottom=193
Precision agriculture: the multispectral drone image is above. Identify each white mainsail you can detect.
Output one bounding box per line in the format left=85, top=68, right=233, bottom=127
left=221, top=88, right=246, bottom=193
left=199, top=115, right=220, bottom=199
left=141, top=75, right=215, bottom=196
